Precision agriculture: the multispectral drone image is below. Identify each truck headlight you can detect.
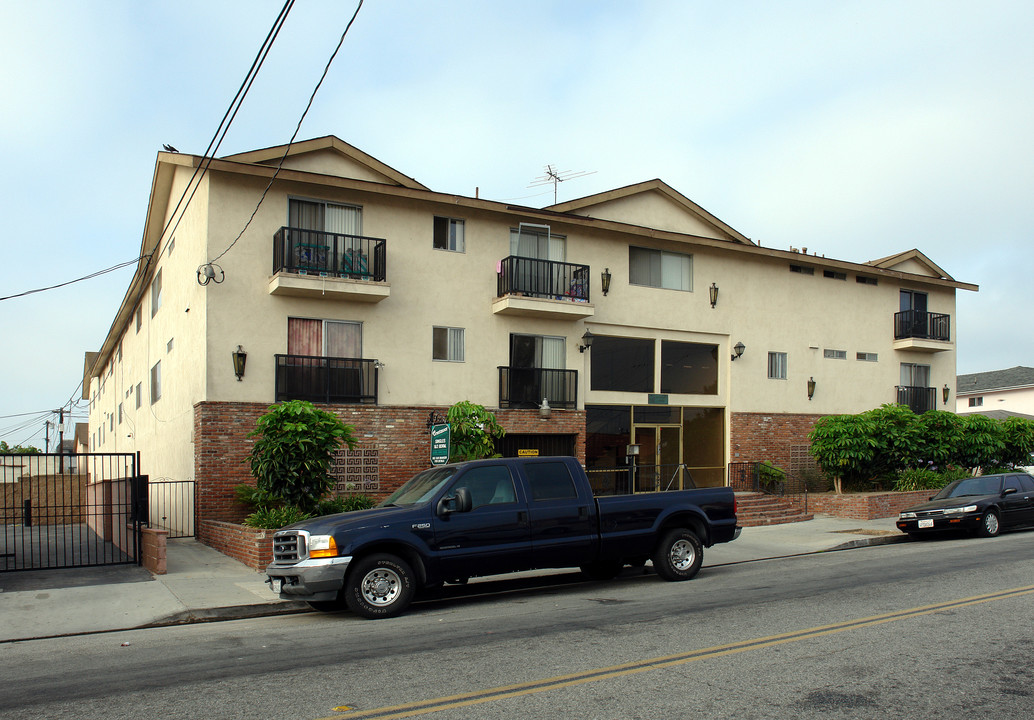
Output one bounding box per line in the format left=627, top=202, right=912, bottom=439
left=943, top=505, right=978, bottom=515
left=307, top=535, right=338, bottom=558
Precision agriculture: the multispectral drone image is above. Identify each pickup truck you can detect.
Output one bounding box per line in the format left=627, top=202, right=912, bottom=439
left=266, top=456, right=739, bottom=618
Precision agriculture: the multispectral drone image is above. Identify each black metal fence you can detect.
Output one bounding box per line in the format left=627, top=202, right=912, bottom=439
left=1, top=453, right=143, bottom=571
left=148, top=478, right=195, bottom=539
left=275, top=354, right=378, bottom=404
left=894, top=310, right=950, bottom=341
left=497, top=256, right=591, bottom=302
left=273, top=227, right=387, bottom=281
left=728, top=461, right=809, bottom=513
left=896, top=385, right=937, bottom=414
left=498, top=366, right=578, bottom=409
left=586, top=463, right=696, bottom=496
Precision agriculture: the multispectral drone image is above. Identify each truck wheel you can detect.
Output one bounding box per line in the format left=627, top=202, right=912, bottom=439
left=653, top=528, right=703, bottom=582
left=344, top=554, right=416, bottom=619
left=580, top=559, right=623, bottom=581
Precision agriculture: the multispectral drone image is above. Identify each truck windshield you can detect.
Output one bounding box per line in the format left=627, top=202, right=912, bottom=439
left=379, top=466, right=458, bottom=507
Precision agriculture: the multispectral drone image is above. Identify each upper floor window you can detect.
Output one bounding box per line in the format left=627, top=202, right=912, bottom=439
left=150, top=269, right=163, bottom=317
left=288, top=317, right=361, bottom=358
left=150, top=361, right=162, bottom=404
left=856, top=352, right=878, bottom=362
left=591, top=336, right=654, bottom=393
left=433, top=327, right=465, bottom=362
left=969, top=397, right=983, bottom=407
left=433, top=217, right=465, bottom=252
left=661, top=341, right=718, bottom=394
left=289, top=198, right=362, bottom=236
left=135, top=307, right=142, bottom=332
left=510, top=224, right=565, bottom=261
left=823, top=270, right=846, bottom=281
left=629, top=247, right=692, bottom=291
left=768, top=352, right=787, bottom=380
left=823, top=349, right=847, bottom=360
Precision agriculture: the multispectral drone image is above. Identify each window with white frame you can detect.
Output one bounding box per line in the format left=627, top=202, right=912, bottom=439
left=969, top=397, right=983, bottom=407
left=433, top=327, right=465, bottom=362
left=823, top=349, right=847, bottom=359
left=629, top=247, right=693, bottom=291
left=150, top=361, right=161, bottom=403
left=768, top=352, right=787, bottom=379
left=136, top=382, right=142, bottom=409
left=151, top=269, right=163, bottom=317
left=856, top=352, right=878, bottom=362
left=433, top=217, right=465, bottom=252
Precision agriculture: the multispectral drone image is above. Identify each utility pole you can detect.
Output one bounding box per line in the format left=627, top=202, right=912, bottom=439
left=55, top=408, right=65, bottom=473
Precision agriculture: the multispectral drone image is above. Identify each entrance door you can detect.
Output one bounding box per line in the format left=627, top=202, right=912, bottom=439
left=632, top=425, right=683, bottom=492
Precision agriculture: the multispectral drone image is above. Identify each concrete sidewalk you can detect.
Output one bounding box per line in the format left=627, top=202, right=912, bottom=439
left=0, top=515, right=906, bottom=643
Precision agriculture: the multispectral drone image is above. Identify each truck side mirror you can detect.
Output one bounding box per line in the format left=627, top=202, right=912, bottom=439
left=437, top=487, right=473, bottom=516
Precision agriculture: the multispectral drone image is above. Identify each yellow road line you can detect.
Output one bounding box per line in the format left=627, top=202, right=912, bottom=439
left=317, top=583, right=1034, bottom=720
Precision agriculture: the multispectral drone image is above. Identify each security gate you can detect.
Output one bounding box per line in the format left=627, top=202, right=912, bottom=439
left=1, top=453, right=144, bottom=571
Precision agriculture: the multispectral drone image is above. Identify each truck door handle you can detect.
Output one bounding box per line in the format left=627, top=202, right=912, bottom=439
left=518, top=511, right=528, bottom=523
left=578, top=506, right=588, bottom=519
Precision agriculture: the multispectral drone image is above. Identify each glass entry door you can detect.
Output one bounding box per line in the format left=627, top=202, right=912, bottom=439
left=632, top=425, right=683, bottom=492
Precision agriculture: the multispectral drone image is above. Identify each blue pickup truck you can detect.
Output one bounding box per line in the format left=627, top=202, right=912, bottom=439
left=266, top=456, right=740, bottom=618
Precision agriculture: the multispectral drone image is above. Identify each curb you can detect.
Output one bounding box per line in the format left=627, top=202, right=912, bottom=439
left=142, top=600, right=312, bottom=629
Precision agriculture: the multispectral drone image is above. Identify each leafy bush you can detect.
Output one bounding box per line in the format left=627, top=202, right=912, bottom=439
left=242, top=506, right=311, bottom=529
left=314, top=494, right=376, bottom=516
left=893, top=468, right=948, bottom=493
left=758, top=461, right=786, bottom=494
left=447, top=400, right=505, bottom=462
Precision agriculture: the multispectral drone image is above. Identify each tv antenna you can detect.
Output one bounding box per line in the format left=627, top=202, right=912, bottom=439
left=528, top=165, right=596, bottom=204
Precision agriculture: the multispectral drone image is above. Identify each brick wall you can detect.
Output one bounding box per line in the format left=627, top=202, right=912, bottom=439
left=730, top=412, right=825, bottom=472
left=807, top=490, right=932, bottom=520
left=139, top=526, right=169, bottom=574
left=198, top=519, right=273, bottom=571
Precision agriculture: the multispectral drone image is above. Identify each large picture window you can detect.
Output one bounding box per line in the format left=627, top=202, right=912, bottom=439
left=660, top=341, right=718, bottom=395
left=591, top=336, right=654, bottom=392
left=288, top=317, right=361, bottom=358
left=629, top=247, right=692, bottom=291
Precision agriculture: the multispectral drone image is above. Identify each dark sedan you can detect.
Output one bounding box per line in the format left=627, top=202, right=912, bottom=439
left=897, top=472, right=1034, bottom=538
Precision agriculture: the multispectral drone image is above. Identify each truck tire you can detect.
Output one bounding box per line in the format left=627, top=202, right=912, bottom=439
left=344, top=553, right=416, bottom=619
left=652, top=528, right=703, bottom=581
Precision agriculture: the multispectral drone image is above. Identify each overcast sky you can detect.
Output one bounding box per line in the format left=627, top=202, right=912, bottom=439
left=1, top=0, right=1031, bottom=448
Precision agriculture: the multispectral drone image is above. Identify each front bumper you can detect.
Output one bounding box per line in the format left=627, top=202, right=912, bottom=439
left=266, top=555, right=353, bottom=602
left=896, top=515, right=981, bottom=534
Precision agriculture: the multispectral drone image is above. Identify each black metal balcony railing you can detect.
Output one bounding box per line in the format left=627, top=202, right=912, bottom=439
left=498, top=366, right=577, bottom=409
left=896, top=385, right=936, bottom=414
left=273, top=227, right=386, bottom=281
left=497, top=256, right=590, bottom=302
left=894, top=310, right=950, bottom=341
left=275, top=354, right=378, bottom=404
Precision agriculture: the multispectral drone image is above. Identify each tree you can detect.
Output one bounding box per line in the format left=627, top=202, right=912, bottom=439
left=0, top=441, right=42, bottom=454
left=446, top=400, right=505, bottom=462
left=246, top=400, right=357, bottom=514
left=1001, top=416, right=1034, bottom=467
left=808, top=414, right=877, bottom=493
left=955, top=414, right=1005, bottom=470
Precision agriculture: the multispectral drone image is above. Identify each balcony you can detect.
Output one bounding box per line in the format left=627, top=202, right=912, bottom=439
left=268, top=227, right=389, bottom=302
left=498, top=366, right=578, bottom=409
left=896, top=385, right=936, bottom=414
left=275, top=354, right=378, bottom=404
left=893, top=310, right=951, bottom=353
left=492, top=256, right=595, bottom=320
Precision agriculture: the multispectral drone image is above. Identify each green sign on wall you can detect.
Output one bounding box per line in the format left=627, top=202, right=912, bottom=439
left=430, top=423, right=451, bottom=466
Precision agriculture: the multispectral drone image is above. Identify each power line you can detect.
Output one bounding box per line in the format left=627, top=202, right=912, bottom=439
left=0, top=257, right=141, bottom=302
left=209, top=0, right=365, bottom=265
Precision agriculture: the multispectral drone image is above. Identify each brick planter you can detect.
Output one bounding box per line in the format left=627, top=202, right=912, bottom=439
left=806, top=490, right=933, bottom=520
left=198, top=519, right=274, bottom=571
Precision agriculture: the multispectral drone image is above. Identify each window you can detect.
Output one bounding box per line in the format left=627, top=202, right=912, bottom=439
left=288, top=318, right=362, bottom=358
left=432, top=327, right=465, bottom=362
left=118, top=403, right=123, bottom=425
left=789, top=264, right=814, bottom=275
left=136, top=382, right=142, bottom=409
left=135, top=308, right=142, bottom=333
left=433, top=217, right=465, bottom=252
left=525, top=461, right=578, bottom=501
left=856, top=352, right=878, bottom=362
left=823, top=349, right=847, bottom=360
left=150, top=269, right=162, bottom=317
left=167, top=338, right=174, bottom=353
left=591, top=336, right=655, bottom=392
left=661, top=341, right=718, bottom=394
left=109, top=414, right=114, bottom=432
left=289, top=199, right=364, bottom=274
left=290, top=198, right=362, bottom=235
left=150, top=361, right=161, bottom=403
left=510, top=225, right=564, bottom=261
left=823, top=270, right=846, bottom=281
left=969, top=397, right=983, bottom=407
left=900, top=362, right=931, bottom=388
left=454, top=466, right=516, bottom=509
left=856, top=276, right=878, bottom=286
left=629, top=247, right=692, bottom=291
left=168, top=237, right=175, bottom=255
left=768, top=352, right=787, bottom=380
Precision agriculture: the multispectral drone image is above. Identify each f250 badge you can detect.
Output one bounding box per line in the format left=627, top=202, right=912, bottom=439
left=412, top=522, right=431, bottom=530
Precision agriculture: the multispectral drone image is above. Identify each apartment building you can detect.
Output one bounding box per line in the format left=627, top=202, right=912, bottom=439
left=83, top=136, right=975, bottom=529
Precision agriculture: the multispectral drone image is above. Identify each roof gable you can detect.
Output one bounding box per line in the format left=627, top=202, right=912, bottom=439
left=547, top=180, right=753, bottom=244
left=222, top=136, right=428, bottom=190
left=867, top=249, right=953, bottom=281
left=957, top=366, right=1034, bottom=394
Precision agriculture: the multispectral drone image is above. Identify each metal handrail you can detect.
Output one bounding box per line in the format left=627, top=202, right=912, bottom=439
left=497, top=256, right=591, bottom=301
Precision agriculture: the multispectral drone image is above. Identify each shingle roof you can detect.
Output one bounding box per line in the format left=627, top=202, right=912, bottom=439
left=956, top=366, right=1034, bottom=394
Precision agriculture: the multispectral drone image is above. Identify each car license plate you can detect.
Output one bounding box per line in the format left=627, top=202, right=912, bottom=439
left=918, top=519, right=934, bottom=529
left=271, top=578, right=283, bottom=594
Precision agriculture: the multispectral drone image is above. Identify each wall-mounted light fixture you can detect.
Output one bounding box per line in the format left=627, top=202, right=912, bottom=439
left=579, top=329, right=595, bottom=353
left=731, top=341, right=745, bottom=361
left=709, top=282, right=719, bottom=308
left=807, top=376, right=816, bottom=400
left=232, top=345, right=247, bottom=381
left=539, top=397, right=551, bottom=419
left=942, top=384, right=950, bottom=405
left=601, top=268, right=612, bottom=296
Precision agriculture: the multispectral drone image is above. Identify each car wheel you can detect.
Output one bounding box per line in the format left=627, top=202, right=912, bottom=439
left=580, top=559, right=623, bottom=581
left=652, top=528, right=703, bottom=582
left=976, top=509, right=1001, bottom=538
left=344, top=553, right=416, bottom=619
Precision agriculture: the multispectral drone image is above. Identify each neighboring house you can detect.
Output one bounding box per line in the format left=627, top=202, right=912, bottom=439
left=81, top=136, right=975, bottom=553
left=956, top=367, right=1034, bottom=416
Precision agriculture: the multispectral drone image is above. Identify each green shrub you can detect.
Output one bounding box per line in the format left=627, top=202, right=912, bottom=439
left=242, top=506, right=311, bottom=529
left=314, top=494, right=376, bottom=515
left=758, top=461, right=786, bottom=493
left=893, top=468, right=946, bottom=492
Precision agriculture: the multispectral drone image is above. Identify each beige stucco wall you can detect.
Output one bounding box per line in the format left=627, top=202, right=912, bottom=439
left=957, top=386, right=1034, bottom=415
